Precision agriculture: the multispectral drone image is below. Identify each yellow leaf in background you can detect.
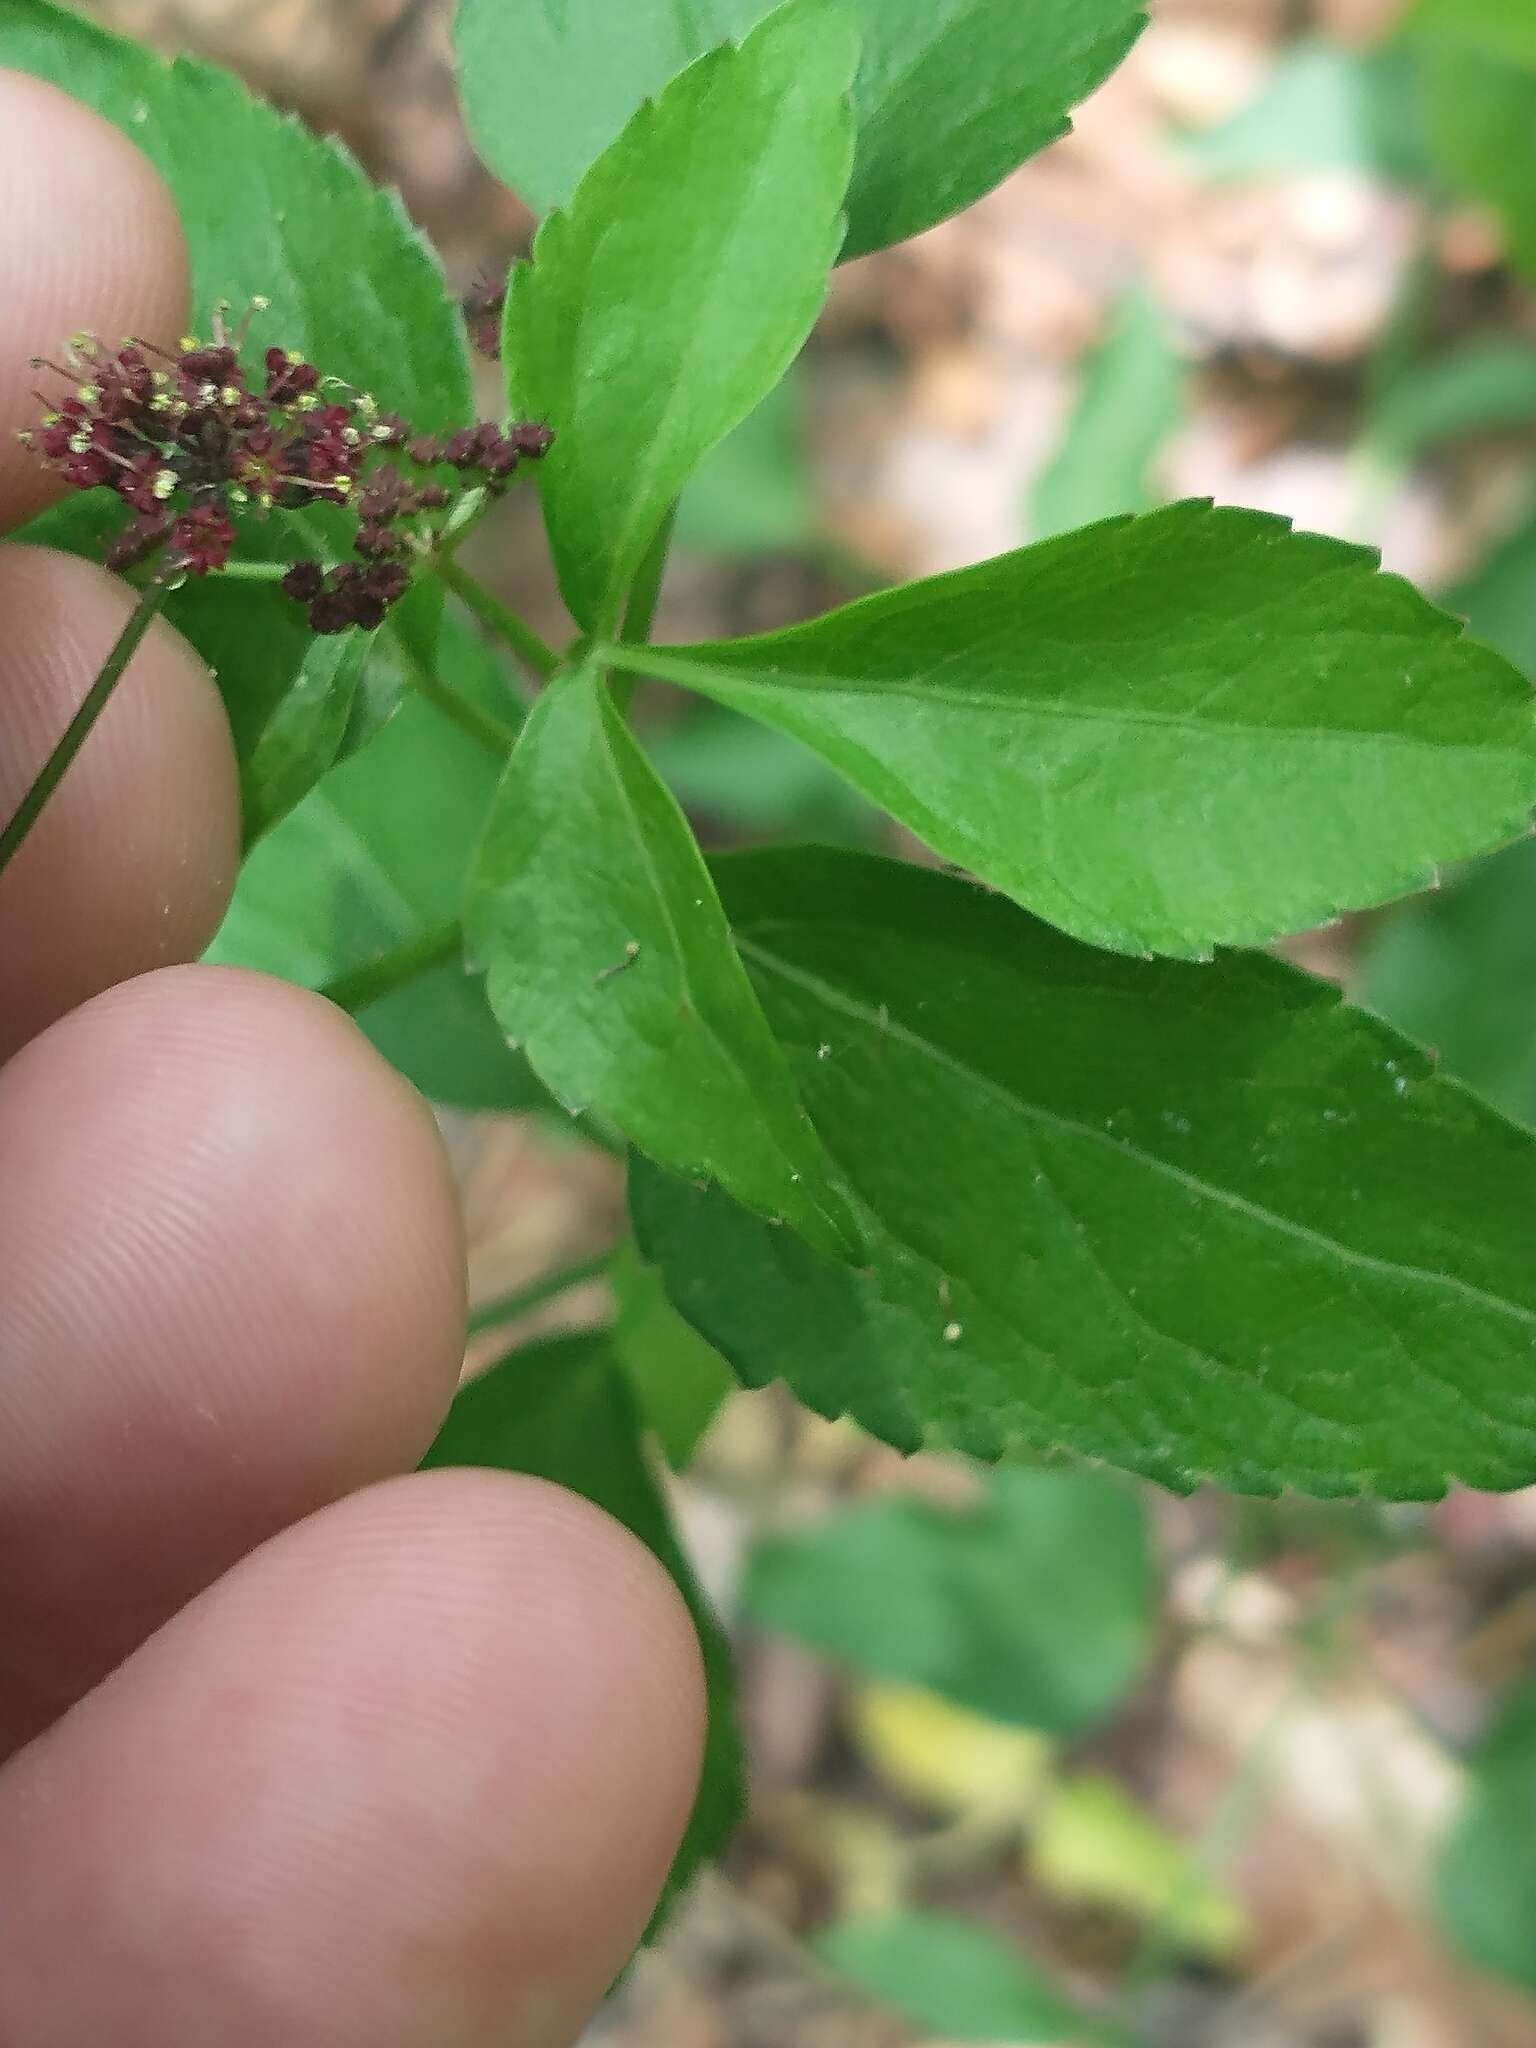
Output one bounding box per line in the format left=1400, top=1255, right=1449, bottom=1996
left=850, top=1682, right=1054, bottom=1821
left=775, top=1791, right=910, bottom=1920
left=1031, top=1772, right=1249, bottom=1964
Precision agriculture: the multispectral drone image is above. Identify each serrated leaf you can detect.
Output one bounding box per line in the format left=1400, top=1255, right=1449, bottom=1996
left=1435, top=1686, right=1536, bottom=1993
left=0, top=0, right=470, bottom=430
left=422, top=1332, right=743, bottom=1939
left=631, top=847, right=1536, bottom=1501
left=744, top=1467, right=1152, bottom=1732
left=502, top=0, right=856, bottom=633
left=1442, top=501, right=1536, bottom=678
left=1358, top=513, right=1536, bottom=1130
left=1360, top=839, right=1536, bottom=1131
left=211, top=611, right=543, bottom=1113
left=817, top=1910, right=1112, bottom=2045
left=457, top=0, right=1145, bottom=262
left=606, top=501, right=1536, bottom=957
left=465, top=662, right=859, bottom=1254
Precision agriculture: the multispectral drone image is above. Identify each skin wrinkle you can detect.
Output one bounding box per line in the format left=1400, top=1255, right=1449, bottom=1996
left=0, top=1476, right=704, bottom=2044
left=0, top=550, right=239, bottom=1060
left=0, top=970, right=470, bottom=1741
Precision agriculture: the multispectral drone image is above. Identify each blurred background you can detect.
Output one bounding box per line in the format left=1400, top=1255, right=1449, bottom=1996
left=84, top=0, right=1536, bottom=2040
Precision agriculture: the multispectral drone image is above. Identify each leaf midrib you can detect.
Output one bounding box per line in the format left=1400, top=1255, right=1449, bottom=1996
left=634, top=649, right=1533, bottom=758
left=593, top=688, right=832, bottom=1208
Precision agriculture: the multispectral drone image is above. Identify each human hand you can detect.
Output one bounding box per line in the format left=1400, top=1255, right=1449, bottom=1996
left=0, top=71, right=703, bottom=2048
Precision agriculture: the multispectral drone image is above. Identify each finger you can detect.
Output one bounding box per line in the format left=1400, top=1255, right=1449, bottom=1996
left=0, top=67, right=189, bottom=531
left=0, top=964, right=466, bottom=1754
left=0, top=545, right=239, bottom=1063
left=0, top=1470, right=706, bottom=2048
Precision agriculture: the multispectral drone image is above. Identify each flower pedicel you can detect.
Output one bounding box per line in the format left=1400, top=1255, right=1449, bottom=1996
left=19, top=298, right=552, bottom=633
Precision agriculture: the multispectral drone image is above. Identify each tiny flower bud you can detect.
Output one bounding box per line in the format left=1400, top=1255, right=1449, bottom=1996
left=281, top=560, right=325, bottom=602
left=308, top=589, right=356, bottom=635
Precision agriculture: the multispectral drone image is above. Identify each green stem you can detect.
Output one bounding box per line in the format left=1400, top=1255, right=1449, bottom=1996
left=610, top=505, right=678, bottom=718
left=211, top=560, right=292, bottom=582
left=466, top=1247, right=616, bottom=1340
left=320, top=920, right=464, bottom=1014
left=438, top=556, right=561, bottom=679
left=390, top=619, right=519, bottom=757
left=0, top=580, right=170, bottom=881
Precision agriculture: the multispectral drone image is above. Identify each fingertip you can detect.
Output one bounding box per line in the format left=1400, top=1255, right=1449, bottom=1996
left=0, top=964, right=468, bottom=1739
left=0, top=69, right=190, bottom=529
left=0, top=1469, right=707, bottom=2048
left=0, top=546, right=239, bottom=1064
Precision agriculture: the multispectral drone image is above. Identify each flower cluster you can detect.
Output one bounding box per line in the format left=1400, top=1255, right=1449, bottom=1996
left=20, top=300, right=552, bottom=634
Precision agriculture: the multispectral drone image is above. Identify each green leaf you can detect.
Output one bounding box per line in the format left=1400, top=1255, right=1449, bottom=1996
left=1418, top=40, right=1536, bottom=285
left=0, top=0, right=470, bottom=431
left=465, top=662, right=859, bottom=1253
left=612, top=1242, right=735, bottom=1468
left=1033, top=1773, right=1248, bottom=1961
left=744, top=1467, right=1152, bottom=1732
left=630, top=847, right=1536, bottom=1501
left=1360, top=839, right=1536, bottom=1130
left=817, top=1911, right=1111, bottom=2045
left=1436, top=1686, right=1536, bottom=1993
left=606, top=501, right=1536, bottom=958
left=240, top=628, right=374, bottom=843
left=211, top=612, right=542, bottom=1113
left=1030, top=288, right=1183, bottom=540
left=1186, top=41, right=1429, bottom=184
left=674, top=372, right=818, bottom=559
left=1365, top=340, right=1536, bottom=466
left=422, top=1332, right=743, bottom=1937
left=648, top=705, right=877, bottom=847
left=1443, top=502, right=1536, bottom=677
left=502, top=0, right=856, bottom=633
left=457, top=0, right=1146, bottom=262
left=1409, top=0, right=1536, bottom=72
left=1358, top=512, right=1536, bottom=1130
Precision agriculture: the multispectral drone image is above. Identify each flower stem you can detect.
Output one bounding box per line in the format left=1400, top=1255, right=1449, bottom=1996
left=437, top=555, right=561, bottom=679
left=211, top=559, right=292, bottom=582
left=0, top=579, right=170, bottom=881
left=319, top=920, right=464, bottom=1014
left=390, top=620, right=520, bottom=757
left=466, top=1247, right=617, bottom=1341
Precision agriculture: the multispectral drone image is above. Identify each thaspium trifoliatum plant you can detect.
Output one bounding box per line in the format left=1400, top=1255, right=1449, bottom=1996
left=7, top=0, right=1536, bottom=1924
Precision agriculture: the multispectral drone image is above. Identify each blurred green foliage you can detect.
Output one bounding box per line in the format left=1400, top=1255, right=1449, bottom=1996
left=818, top=1910, right=1125, bottom=2045
left=1436, top=1686, right=1536, bottom=1993
left=744, top=1467, right=1154, bottom=1736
